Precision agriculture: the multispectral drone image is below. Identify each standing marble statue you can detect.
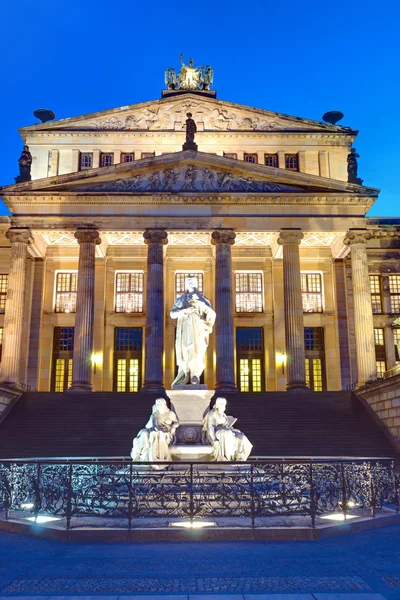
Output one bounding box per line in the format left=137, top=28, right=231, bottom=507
left=131, top=398, right=179, bottom=467
left=179, top=54, right=201, bottom=90
left=202, top=397, right=252, bottom=461
left=15, top=145, right=32, bottom=183
left=170, top=274, right=216, bottom=386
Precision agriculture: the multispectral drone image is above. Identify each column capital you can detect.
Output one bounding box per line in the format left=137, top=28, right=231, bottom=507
left=278, top=229, right=303, bottom=246
left=344, top=229, right=372, bottom=246
left=6, top=228, right=33, bottom=245
left=211, top=230, right=236, bottom=246
left=74, top=228, right=101, bottom=245
left=143, top=229, right=168, bottom=246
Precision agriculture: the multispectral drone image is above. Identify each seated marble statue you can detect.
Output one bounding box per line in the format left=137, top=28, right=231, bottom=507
left=201, top=397, right=252, bottom=461
left=131, top=398, right=179, bottom=466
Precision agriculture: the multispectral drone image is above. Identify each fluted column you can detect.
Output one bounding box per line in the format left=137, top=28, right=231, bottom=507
left=344, top=230, right=376, bottom=385
left=278, top=229, right=307, bottom=391
left=211, top=230, right=237, bottom=391
left=69, top=228, right=101, bottom=392
left=1, top=228, right=33, bottom=385
left=141, top=229, right=168, bottom=393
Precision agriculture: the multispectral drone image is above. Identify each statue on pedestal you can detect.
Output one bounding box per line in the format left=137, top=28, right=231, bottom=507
left=131, top=398, right=179, bottom=468
left=347, top=148, right=363, bottom=185
left=15, top=145, right=32, bottom=183
left=183, top=113, right=197, bottom=151
left=170, top=274, right=216, bottom=386
left=202, top=397, right=253, bottom=461
left=179, top=54, right=201, bottom=90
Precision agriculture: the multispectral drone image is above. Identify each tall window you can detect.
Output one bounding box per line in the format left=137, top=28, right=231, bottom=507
left=51, top=327, right=74, bottom=392
left=55, top=272, right=78, bottom=313
left=394, top=328, right=400, bottom=363
left=236, top=327, right=264, bottom=392
left=301, top=273, right=323, bottom=313
left=304, top=327, right=326, bottom=391
left=264, top=153, right=278, bottom=167
left=389, top=275, right=400, bottom=313
left=79, top=152, right=93, bottom=170
left=374, top=327, right=386, bottom=378
left=244, top=153, right=258, bottom=164
left=100, top=152, right=113, bottom=167
left=235, top=272, right=263, bottom=313
left=0, top=327, right=3, bottom=363
left=285, top=154, right=298, bottom=171
left=0, top=274, right=8, bottom=313
left=369, top=275, right=382, bottom=314
left=114, top=327, right=143, bottom=392
left=175, top=272, right=203, bottom=297
left=115, top=272, right=144, bottom=313
left=121, top=152, right=135, bottom=163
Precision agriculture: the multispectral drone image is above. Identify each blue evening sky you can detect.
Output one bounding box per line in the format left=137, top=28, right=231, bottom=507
left=0, top=0, right=398, bottom=216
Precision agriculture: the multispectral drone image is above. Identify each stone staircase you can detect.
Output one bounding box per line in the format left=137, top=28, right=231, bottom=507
left=0, top=390, right=396, bottom=459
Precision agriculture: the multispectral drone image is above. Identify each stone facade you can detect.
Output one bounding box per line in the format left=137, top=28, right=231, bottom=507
left=0, top=88, right=398, bottom=395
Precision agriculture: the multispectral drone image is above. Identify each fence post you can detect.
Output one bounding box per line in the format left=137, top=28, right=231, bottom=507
left=189, top=463, right=194, bottom=523
left=66, top=463, right=73, bottom=530
left=369, top=461, right=376, bottom=518
left=33, top=463, right=42, bottom=522
left=340, top=461, right=347, bottom=520
left=250, top=463, right=255, bottom=529
left=309, top=462, right=316, bottom=529
left=128, top=462, right=133, bottom=530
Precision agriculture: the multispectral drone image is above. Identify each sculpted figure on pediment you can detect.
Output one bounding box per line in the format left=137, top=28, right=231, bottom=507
left=148, top=171, right=162, bottom=191
left=183, top=165, right=198, bottom=190
left=163, top=168, right=179, bottom=190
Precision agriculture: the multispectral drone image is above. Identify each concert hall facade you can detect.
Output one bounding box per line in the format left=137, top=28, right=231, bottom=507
left=0, top=75, right=399, bottom=401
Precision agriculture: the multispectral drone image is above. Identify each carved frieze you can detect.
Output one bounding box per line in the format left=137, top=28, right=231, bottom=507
left=235, top=232, right=272, bottom=246
left=301, top=232, right=337, bottom=247
left=77, top=165, right=300, bottom=194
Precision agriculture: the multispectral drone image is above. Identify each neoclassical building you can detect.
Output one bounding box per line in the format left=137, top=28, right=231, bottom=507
left=0, top=77, right=399, bottom=398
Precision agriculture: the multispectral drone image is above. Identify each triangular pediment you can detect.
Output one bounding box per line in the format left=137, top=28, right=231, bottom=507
left=19, top=94, right=355, bottom=135
left=0, top=151, right=378, bottom=197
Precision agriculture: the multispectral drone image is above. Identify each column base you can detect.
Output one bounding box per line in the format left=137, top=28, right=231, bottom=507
left=67, top=382, right=93, bottom=393
left=141, top=383, right=166, bottom=394
left=214, top=383, right=238, bottom=393
left=286, top=381, right=309, bottom=392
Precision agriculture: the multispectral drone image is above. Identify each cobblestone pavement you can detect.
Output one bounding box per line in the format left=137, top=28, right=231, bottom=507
left=1, top=525, right=400, bottom=598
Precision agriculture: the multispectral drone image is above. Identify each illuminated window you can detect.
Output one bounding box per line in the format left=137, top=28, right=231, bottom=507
left=369, top=275, right=382, bottom=314
left=304, top=328, right=325, bottom=391
left=223, top=152, right=237, bottom=159
left=305, top=358, right=323, bottom=391
left=121, top=152, right=135, bottom=163
left=374, top=327, right=386, bottom=377
left=0, top=327, right=3, bottom=362
left=0, top=274, right=8, bottom=313
left=115, top=272, right=144, bottom=313
left=141, top=152, right=155, bottom=159
left=79, top=152, right=93, bottom=170
left=389, top=275, right=400, bottom=313
left=376, top=361, right=386, bottom=379
left=114, top=328, right=142, bottom=392
left=244, top=153, right=258, bottom=164
left=55, top=272, right=78, bottom=313
left=236, top=327, right=264, bottom=391
left=301, top=273, right=323, bottom=313
left=175, top=272, right=203, bottom=297
left=285, top=154, right=298, bottom=171
left=235, top=272, right=263, bottom=313
left=100, top=152, right=113, bottom=167
left=264, top=153, right=278, bottom=167
left=394, top=329, right=400, bottom=363
left=374, top=328, right=384, bottom=346
left=52, top=327, right=74, bottom=392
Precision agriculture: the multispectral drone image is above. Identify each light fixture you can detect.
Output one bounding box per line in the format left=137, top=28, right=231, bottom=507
left=65, top=307, right=70, bottom=313
left=20, top=502, right=34, bottom=509
left=170, top=521, right=216, bottom=528
left=91, top=352, right=102, bottom=374
left=26, top=515, right=61, bottom=524
left=280, top=352, right=287, bottom=375
left=320, top=513, right=360, bottom=522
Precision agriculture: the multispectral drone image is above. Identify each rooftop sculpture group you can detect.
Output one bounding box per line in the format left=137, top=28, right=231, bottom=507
left=165, top=54, right=214, bottom=91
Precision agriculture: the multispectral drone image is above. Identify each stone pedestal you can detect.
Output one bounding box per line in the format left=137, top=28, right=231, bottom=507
left=0, top=228, right=33, bottom=386
left=168, top=389, right=214, bottom=461
left=278, top=229, right=307, bottom=390
left=344, top=231, right=376, bottom=386
left=69, top=228, right=101, bottom=393
left=211, top=230, right=237, bottom=391
left=141, top=229, right=168, bottom=393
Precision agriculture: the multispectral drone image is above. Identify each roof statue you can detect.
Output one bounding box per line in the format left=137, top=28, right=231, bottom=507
left=164, top=54, right=214, bottom=92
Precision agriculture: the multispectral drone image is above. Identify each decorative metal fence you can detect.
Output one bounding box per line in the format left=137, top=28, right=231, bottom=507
left=0, top=458, right=398, bottom=530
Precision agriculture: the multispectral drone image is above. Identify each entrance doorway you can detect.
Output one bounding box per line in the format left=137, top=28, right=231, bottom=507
left=51, top=327, right=74, bottom=392
left=304, top=327, right=326, bottom=391
left=236, top=327, right=264, bottom=391
left=113, top=327, right=143, bottom=392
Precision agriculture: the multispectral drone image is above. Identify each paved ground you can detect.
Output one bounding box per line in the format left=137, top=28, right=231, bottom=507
left=1, top=525, right=400, bottom=599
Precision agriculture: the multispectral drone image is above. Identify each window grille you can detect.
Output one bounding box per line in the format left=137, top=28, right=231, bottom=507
left=100, top=153, right=113, bottom=167
left=0, top=274, right=8, bottom=313
left=376, top=361, right=386, bottom=379
left=175, top=273, right=203, bottom=297
left=55, top=273, right=78, bottom=313
left=115, top=272, right=144, bottom=313
left=236, top=327, right=264, bottom=391
left=244, top=153, right=258, bottom=164
left=121, top=153, right=135, bottom=163
left=301, top=273, right=323, bottom=313
left=54, top=327, right=75, bottom=352
left=235, top=272, right=263, bottom=313
left=394, top=328, right=400, bottom=363
left=115, top=328, right=143, bottom=352
left=236, top=327, right=264, bottom=353
left=369, top=275, right=382, bottom=313
left=374, top=328, right=385, bottom=346
left=389, top=275, right=400, bottom=313
left=374, top=328, right=386, bottom=375
left=223, top=152, right=238, bottom=159
left=264, top=153, right=278, bottom=168
left=285, top=154, right=298, bottom=171
left=304, top=327, right=324, bottom=351
left=116, top=359, right=140, bottom=392
left=79, top=153, right=93, bottom=170
left=0, top=327, right=3, bottom=362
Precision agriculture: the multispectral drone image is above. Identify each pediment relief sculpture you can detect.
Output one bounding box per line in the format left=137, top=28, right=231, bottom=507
left=76, top=165, right=301, bottom=193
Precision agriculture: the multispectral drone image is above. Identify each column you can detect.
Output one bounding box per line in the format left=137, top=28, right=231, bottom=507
left=141, top=229, right=168, bottom=393
left=1, top=228, right=33, bottom=385
left=278, top=229, right=307, bottom=391
left=69, top=228, right=101, bottom=392
left=211, top=230, right=237, bottom=391
left=344, top=230, right=376, bottom=385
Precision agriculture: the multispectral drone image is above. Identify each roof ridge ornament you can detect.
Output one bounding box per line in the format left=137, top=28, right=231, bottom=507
left=163, top=55, right=216, bottom=99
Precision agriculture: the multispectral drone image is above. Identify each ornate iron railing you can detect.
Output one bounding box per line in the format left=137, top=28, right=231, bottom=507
left=0, top=457, right=398, bottom=530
